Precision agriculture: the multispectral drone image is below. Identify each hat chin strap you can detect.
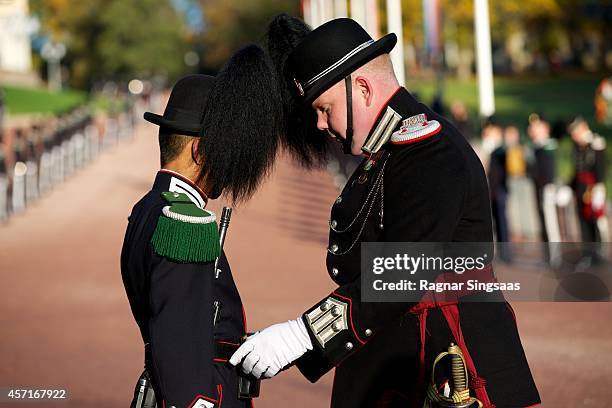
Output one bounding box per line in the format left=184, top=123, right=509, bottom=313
left=343, top=75, right=354, bottom=154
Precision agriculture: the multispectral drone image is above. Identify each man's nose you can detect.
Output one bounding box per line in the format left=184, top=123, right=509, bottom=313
left=316, top=111, right=328, bottom=131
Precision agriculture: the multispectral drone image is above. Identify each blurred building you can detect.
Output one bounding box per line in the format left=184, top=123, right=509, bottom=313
left=0, top=0, right=38, bottom=86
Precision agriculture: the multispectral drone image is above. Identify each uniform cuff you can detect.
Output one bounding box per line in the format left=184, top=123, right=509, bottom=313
left=300, top=294, right=367, bottom=367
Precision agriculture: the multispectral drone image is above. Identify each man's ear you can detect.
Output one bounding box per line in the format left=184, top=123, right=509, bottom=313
left=191, top=138, right=203, bottom=165
left=354, top=76, right=373, bottom=107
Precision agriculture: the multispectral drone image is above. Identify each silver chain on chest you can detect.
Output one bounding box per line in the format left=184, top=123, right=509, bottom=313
left=328, top=159, right=387, bottom=256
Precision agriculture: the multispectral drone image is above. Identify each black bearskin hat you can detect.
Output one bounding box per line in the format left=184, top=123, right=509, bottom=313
left=197, top=45, right=283, bottom=203
left=266, top=13, right=328, bottom=167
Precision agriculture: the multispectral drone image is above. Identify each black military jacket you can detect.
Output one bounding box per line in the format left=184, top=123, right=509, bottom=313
left=295, top=88, right=540, bottom=407
left=572, top=134, right=607, bottom=221
left=531, top=139, right=557, bottom=188
left=121, top=170, right=249, bottom=408
left=488, top=145, right=509, bottom=198
left=572, top=134, right=606, bottom=184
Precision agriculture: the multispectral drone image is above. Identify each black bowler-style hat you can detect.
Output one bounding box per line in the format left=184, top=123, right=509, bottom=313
left=144, top=74, right=215, bottom=136
left=287, top=18, right=397, bottom=104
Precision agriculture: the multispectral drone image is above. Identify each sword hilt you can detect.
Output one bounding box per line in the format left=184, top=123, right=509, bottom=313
left=449, top=343, right=468, bottom=393
left=426, top=343, right=482, bottom=408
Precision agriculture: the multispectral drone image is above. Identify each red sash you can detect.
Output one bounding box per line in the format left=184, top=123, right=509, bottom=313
left=409, top=264, right=496, bottom=408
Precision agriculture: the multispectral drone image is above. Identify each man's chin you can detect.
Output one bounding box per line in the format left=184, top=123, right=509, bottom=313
left=327, top=130, right=344, bottom=144
left=351, top=147, right=365, bottom=156
left=350, top=140, right=364, bottom=156
left=328, top=131, right=363, bottom=156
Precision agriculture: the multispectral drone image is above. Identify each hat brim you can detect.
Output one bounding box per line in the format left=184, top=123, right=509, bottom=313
left=143, top=112, right=202, bottom=136
left=303, top=33, right=397, bottom=105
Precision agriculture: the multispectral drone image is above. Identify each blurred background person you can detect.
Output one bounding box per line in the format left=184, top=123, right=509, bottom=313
left=476, top=120, right=503, bottom=172
left=595, top=76, right=612, bottom=126
left=527, top=113, right=559, bottom=263
left=431, top=89, right=445, bottom=115
left=11, top=128, right=27, bottom=215
left=569, top=117, right=608, bottom=263
left=450, top=100, right=474, bottom=141
left=504, top=125, right=526, bottom=179
left=0, top=89, right=5, bottom=130
left=504, top=124, right=536, bottom=242
left=488, top=123, right=512, bottom=261
left=0, top=133, right=7, bottom=223
left=0, top=90, right=5, bottom=222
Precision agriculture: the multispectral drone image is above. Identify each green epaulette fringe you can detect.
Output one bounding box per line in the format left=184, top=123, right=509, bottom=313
left=151, top=192, right=220, bottom=263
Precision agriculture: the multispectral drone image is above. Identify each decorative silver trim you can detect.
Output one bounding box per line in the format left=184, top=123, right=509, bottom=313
left=390, top=119, right=441, bottom=144
left=304, top=40, right=375, bottom=88
left=372, top=115, right=402, bottom=153
left=362, top=106, right=402, bottom=154
left=305, top=297, right=349, bottom=348
left=293, top=78, right=305, bottom=96
left=162, top=206, right=216, bottom=225
left=169, top=176, right=205, bottom=209
left=402, top=113, right=427, bottom=127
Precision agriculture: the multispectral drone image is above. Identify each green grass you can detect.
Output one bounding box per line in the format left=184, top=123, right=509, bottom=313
left=407, top=75, right=604, bottom=130
left=407, top=74, right=611, bottom=197
left=2, top=85, right=88, bottom=115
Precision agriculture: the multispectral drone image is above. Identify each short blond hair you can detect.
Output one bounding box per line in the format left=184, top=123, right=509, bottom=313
left=355, top=54, right=398, bottom=84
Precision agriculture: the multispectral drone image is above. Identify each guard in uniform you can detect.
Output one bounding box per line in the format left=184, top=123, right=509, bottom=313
left=527, top=114, right=557, bottom=242
left=488, top=130, right=510, bottom=244
left=121, top=46, right=281, bottom=408
left=0, top=144, right=8, bottom=223
left=569, top=117, right=607, bottom=246
left=527, top=114, right=560, bottom=264
left=230, top=16, right=541, bottom=408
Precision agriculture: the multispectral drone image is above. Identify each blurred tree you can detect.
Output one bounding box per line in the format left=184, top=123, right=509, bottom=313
left=556, top=0, right=611, bottom=72
left=97, top=0, right=188, bottom=80
left=441, top=0, right=562, bottom=48
left=199, top=0, right=299, bottom=69
left=31, top=0, right=191, bottom=89
left=439, top=0, right=568, bottom=75
left=398, top=0, right=424, bottom=75
left=439, top=0, right=612, bottom=75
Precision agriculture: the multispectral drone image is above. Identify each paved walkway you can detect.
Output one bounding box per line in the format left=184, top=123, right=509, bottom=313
left=0, top=122, right=611, bottom=407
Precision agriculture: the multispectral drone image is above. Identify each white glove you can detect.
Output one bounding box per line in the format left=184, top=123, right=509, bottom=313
left=229, top=318, right=313, bottom=379
left=592, top=183, right=606, bottom=211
